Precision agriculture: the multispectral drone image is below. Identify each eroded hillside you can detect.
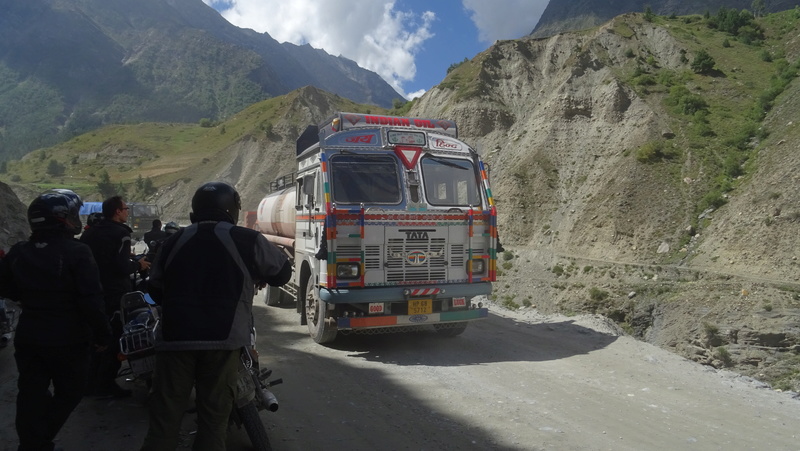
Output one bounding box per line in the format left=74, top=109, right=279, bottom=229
left=410, top=13, right=800, bottom=389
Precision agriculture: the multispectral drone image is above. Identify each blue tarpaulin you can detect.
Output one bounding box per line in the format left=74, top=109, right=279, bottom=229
left=79, top=202, right=103, bottom=215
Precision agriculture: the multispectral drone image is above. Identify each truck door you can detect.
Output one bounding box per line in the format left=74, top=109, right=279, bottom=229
left=296, top=173, right=317, bottom=255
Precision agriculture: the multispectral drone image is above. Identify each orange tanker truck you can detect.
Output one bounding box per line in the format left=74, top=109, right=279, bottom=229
left=252, top=112, right=498, bottom=344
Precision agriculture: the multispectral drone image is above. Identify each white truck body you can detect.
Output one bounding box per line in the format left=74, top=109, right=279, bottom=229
left=253, top=112, right=498, bottom=343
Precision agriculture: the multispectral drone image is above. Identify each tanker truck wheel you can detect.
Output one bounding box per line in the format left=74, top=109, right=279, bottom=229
left=304, top=274, right=337, bottom=344
left=264, top=285, right=287, bottom=306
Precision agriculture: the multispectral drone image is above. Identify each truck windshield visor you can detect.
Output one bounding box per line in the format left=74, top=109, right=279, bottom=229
left=421, top=156, right=481, bottom=207
left=330, top=154, right=402, bottom=204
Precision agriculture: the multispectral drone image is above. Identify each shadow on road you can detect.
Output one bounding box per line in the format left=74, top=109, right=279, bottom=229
left=324, top=312, right=619, bottom=366
left=253, top=305, right=621, bottom=450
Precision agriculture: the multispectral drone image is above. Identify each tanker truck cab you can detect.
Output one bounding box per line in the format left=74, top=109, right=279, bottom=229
left=258, top=112, right=497, bottom=344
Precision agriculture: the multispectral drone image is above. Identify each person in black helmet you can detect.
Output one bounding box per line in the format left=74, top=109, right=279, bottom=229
left=141, top=181, right=291, bottom=451
left=144, top=221, right=180, bottom=262
left=84, top=211, right=104, bottom=231
left=163, top=221, right=180, bottom=235
left=0, top=189, right=112, bottom=451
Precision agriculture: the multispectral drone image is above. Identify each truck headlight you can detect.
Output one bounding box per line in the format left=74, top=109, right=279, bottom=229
left=336, top=263, right=360, bottom=279
left=469, top=259, right=486, bottom=275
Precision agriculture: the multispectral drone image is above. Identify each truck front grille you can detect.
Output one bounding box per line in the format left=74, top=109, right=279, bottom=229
left=335, top=239, right=473, bottom=284
left=386, top=238, right=447, bottom=282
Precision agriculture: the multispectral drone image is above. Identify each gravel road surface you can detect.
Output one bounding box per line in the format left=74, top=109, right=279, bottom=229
left=1, top=298, right=797, bottom=450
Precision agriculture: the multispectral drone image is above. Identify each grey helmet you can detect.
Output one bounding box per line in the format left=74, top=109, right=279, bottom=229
left=164, top=221, right=180, bottom=235
left=27, top=189, right=83, bottom=235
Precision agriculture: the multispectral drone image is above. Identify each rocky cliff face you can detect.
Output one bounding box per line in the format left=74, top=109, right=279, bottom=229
left=409, top=16, right=800, bottom=387
left=412, top=15, right=800, bottom=281
left=415, top=18, right=687, bottom=262
left=0, top=182, right=28, bottom=251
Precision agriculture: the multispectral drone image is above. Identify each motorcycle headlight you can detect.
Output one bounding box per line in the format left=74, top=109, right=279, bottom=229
left=337, top=263, right=361, bottom=279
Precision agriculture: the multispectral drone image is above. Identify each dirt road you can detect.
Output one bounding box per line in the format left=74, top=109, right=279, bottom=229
left=1, top=299, right=798, bottom=450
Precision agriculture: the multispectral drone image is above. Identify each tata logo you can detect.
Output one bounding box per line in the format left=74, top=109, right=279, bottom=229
left=409, top=315, right=429, bottom=323
left=406, top=250, right=427, bottom=266
left=404, top=230, right=429, bottom=240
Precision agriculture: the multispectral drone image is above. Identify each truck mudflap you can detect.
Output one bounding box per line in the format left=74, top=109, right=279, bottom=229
left=336, top=307, right=488, bottom=330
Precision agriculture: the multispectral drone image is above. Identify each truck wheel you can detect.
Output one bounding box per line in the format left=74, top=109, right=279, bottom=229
left=304, top=274, right=337, bottom=344
left=434, top=322, right=468, bottom=337
left=264, top=285, right=286, bottom=306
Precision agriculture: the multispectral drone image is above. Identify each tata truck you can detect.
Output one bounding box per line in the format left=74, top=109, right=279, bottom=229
left=253, top=112, right=498, bottom=343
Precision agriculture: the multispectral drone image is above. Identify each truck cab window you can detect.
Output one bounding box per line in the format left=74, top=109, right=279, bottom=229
left=302, top=174, right=315, bottom=208
left=330, top=154, right=401, bottom=204
left=420, top=156, right=480, bottom=207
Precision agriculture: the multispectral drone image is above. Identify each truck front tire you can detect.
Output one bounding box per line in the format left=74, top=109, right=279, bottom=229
left=434, top=322, right=468, bottom=337
left=304, top=274, right=337, bottom=344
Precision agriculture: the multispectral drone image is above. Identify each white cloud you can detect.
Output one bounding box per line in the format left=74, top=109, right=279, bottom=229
left=200, top=0, right=548, bottom=99
left=202, top=0, right=434, bottom=99
left=462, top=0, right=548, bottom=44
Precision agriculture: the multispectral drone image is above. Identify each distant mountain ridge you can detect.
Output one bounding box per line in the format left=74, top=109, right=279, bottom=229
left=0, top=0, right=400, bottom=161
left=530, top=0, right=800, bottom=37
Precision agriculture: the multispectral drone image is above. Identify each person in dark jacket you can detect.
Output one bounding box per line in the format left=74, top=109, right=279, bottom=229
left=83, top=212, right=104, bottom=231
left=0, top=189, right=112, bottom=451
left=80, top=195, right=150, bottom=398
left=142, top=219, right=166, bottom=245
left=144, top=221, right=179, bottom=263
left=140, top=181, right=291, bottom=451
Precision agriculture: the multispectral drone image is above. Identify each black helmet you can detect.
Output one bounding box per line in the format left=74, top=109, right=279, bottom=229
left=190, top=181, right=241, bottom=224
left=164, top=221, right=180, bottom=234
left=87, top=212, right=104, bottom=227
left=27, top=189, right=83, bottom=235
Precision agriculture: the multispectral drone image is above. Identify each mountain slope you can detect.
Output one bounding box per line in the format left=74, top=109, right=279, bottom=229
left=530, top=0, right=800, bottom=37
left=0, top=0, right=400, bottom=161
left=411, top=11, right=800, bottom=388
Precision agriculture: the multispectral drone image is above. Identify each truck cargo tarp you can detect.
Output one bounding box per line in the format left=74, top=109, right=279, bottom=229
left=79, top=202, right=103, bottom=215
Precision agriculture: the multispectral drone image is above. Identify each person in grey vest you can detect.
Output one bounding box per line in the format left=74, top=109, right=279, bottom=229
left=141, top=181, right=290, bottom=451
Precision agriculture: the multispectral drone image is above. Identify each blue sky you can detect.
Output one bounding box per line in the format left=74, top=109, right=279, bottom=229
left=202, top=0, right=549, bottom=100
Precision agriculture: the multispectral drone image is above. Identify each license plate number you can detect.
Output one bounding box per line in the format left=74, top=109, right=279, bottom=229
left=408, top=299, right=432, bottom=315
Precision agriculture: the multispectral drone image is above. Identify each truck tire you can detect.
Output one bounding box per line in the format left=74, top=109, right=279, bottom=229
left=264, top=285, right=286, bottom=306
left=434, top=322, right=468, bottom=337
left=238, top=402, right=272, bottom=451
left=304, top=274, right=337, bottom=344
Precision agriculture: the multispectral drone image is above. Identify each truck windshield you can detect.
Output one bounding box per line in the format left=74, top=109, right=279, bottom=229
left=421, top=156, right=481, bottom=207
left=330, top=154, right=401, bottom=204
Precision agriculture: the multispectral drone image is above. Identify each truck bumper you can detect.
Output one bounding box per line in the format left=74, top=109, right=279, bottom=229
left=337, top=307, right=489, bottom=330
left=319, top=282, right=492, bottom=304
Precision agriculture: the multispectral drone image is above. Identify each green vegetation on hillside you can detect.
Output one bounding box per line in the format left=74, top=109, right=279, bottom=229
left=0, top=88, right=386, bottom=201
left=622, top=8, right=800, bottom=224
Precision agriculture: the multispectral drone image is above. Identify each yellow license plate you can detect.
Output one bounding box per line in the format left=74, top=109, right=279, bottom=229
left=408, top=299, right=432, bottom=315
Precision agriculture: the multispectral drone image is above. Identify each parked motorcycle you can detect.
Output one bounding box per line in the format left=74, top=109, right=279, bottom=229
left=118, top=291, right=281, bottom=450
left=118, top=291, right=158, bottom=384
left=230, top=333, right=283, bottom=451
